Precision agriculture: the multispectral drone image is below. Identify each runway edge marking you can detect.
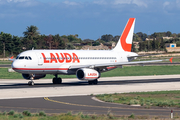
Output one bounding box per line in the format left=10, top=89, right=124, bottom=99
left=44, top=97, right=179, bottom=111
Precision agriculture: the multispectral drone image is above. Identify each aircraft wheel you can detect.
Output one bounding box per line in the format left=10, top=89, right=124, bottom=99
left=57, top=78, right=62, bottom=84
left=53, top=78, right=62, bottom=84
left=28, top=81, right=34, bottom=86
left=88, top=81, right=93, bottom=85
left=88, top=79, right=98, bottom=85
left=93, top=79, right=98, bottom=85
left=52, top=78, right=57, bottom=84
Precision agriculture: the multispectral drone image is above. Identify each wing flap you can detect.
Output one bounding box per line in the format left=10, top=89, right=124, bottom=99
left=69, top=59, right=166, bottom=69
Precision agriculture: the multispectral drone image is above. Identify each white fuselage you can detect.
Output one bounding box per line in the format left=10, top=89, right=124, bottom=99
left=12, top=49, right=137, bottom=75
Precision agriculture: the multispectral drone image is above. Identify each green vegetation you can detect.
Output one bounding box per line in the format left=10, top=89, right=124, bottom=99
left=134, top=56, right=180, bottom=62
left=0, top=110, right=175, bottom=120
left=1, top=65, right=180, bottom=79
left=1, top=25, right=180, bottom=58
left=0, top=60, right=12, bottom=64
left=96, top=90, right=180, bottom=108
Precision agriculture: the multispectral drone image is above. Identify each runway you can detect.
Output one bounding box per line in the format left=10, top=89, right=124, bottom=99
left=0, top=75, right=180, bottom=116
left=0, top=96, right=178, bottom=116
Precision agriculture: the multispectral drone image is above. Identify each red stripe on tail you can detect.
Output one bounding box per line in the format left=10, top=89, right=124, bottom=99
left=120, top=18, right=135, bottom=52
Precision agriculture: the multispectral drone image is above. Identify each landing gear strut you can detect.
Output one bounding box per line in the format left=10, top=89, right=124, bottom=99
left=52, top=74, right=62, bottom=84
left=28, top=74, right=34, bottom=86
left=88, top=79, right=98, bottom=85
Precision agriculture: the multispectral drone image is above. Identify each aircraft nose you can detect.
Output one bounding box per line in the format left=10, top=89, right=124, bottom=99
left=11, top=60, right=21, bottom=70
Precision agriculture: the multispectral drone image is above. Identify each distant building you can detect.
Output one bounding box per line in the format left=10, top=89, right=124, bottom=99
left=165, top=43, right=180, bottom=52
left=165, top=43, right=176, bottom=48
left=81, top=43, right=109, bottom=50
left=133, top=41, right=139, bottom=48
left=145, top=38, right=153, bottom=41
left=112, top=42, right=116, bottom=48
left=163, top=37, right=173, bottom=40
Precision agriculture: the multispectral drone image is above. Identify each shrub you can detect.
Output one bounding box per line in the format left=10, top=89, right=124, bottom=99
left=146, top=102, right=150, bottom=106
left=134, top=100, right=139, bottom=104
left=77, top=112, right=82, bottom=116
left=13, top=114, right=18, bottom=118
left=19, top=113, right=23, bottom=118
left=8, top=110, right=15, bottom=115
left=84, top=115, right=90, bottom=119
left=91, top=115, right=97, bottom=119
left=107, top=112, right=114, bottom=119
left=22, top=110, right=31, bottom=116
left=129, top=113, right=135, bottom=119
left=81, top=114, right=85, bottom=118
left=39, top=111, right=46, bottom=116
left=141, top=102, right=144, bottom=106
left=3, top=111, right=6, bottom=115
left=119, top=97, right=127, bottom=101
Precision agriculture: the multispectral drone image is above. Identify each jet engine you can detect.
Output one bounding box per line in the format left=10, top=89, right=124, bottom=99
left=76, top=68, right=100, bottom=80
left=22, top=74, right=46, bottom=80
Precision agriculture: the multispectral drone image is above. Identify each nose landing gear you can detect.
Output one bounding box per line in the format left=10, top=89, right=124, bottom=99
left=28, top=75, right=35, bottom=86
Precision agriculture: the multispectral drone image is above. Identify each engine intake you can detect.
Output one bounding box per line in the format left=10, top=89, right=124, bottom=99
left=22, top=74, right=46, bottom=80
left=76, top=68, right=99, bottom=80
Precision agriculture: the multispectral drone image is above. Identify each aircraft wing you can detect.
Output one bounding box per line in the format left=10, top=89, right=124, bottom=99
left=69, top=58, right=172, bottom=69
left=8, top=56, right=15, bottom=61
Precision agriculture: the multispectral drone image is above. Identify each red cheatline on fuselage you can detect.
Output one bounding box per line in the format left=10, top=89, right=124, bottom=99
left=12, top=68, right=69, bottom=71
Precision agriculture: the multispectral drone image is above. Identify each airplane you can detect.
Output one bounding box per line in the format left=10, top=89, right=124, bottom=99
left=10, top=18, right=172, bottom=86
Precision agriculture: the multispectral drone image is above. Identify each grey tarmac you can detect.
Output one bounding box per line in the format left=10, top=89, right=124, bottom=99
left=0, top=75, right=180, bottom=116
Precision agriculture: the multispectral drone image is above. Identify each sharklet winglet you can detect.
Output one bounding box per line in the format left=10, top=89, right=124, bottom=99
left=169, top=57, right=173, bottom=63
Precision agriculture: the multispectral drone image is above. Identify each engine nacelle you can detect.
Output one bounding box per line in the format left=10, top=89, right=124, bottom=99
left=22, top=74, right=46, bottom=80
left=76, top=68, right=99, bottom=80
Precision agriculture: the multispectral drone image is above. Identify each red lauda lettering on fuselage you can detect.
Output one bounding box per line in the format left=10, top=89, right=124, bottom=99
left=88, top=73, right=97, bottom=76
left=41, top=53, right=80, bottom=63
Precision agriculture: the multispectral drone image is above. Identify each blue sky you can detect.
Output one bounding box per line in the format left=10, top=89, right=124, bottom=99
left=0, top=0, right=180, bottom=40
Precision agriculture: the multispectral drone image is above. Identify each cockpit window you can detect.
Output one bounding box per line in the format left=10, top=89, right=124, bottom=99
left=25, top=56, right=28, bottom=60
left=16, top=56, right=19, bottom=59
left=19, top=56, right=24, bottom=59
left=17, top=56, right=32, bottom=60
left=28, top=56, right=32, bottom=60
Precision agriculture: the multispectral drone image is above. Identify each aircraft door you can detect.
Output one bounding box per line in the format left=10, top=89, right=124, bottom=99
left=36, top=53, right=43, bottom=66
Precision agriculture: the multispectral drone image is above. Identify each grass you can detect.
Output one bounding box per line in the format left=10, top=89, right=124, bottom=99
left=133, top=55, right=179, bottom=61
left=0, top=60, right=12, bottom=64
left=96, top=90, right=180, bottom=108
left=1, top=65, right=180, bottom=79
left=0, top=110, right=176, bottom=120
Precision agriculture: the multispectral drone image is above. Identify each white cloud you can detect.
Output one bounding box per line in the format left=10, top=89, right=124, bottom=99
left=113, top=0, right=147, bottom=7
left=163, top=1, right=170, bottom=8
left=7, top=0, right=28, bottom=2
left=93, top=0, right=107, bottom=5
left=113, top=0, right=131, bottom=5
left=63, top=1, right=79, bottom=5
left=93, top=0, right=147, bottom=7
left=132, top=0, right=147, bottom=7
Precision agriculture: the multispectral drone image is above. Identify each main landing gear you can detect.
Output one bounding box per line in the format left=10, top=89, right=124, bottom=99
left=52, top=74, right=62, bottom=84
left=88, top=79, right=98, bottom=85
left=28, top=74, right=34, bottom=86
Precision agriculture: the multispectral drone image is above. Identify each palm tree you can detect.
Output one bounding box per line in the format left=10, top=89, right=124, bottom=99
left=23, top=25, right=40, bottom=49
left=23, top=25, right=40, bottom=40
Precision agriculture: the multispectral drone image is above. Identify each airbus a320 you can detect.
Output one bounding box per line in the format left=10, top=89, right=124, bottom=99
left=10, top=18, right=171, bottom=85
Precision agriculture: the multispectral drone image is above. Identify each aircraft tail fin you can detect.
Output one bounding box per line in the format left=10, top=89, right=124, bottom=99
left=113, top=18, right=135, bottom=52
